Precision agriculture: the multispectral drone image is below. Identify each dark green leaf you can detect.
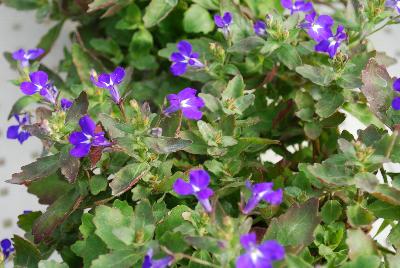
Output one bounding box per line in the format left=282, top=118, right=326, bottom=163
left=296, top=64, right=335, bottom=86
left=144, top=137, right=192, bottom=154
left=143, top=0, right=178, bottom=28
left=13, top=235, right=41, bottom=268
left=37, top=21, right=64, bottom=55
left=110, top=163, right=150, bottom=196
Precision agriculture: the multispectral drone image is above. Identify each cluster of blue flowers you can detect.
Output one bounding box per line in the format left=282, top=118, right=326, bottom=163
left=172, top=169, right=284, bottom=268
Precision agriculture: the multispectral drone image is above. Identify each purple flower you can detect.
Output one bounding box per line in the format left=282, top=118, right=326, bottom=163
left=61, top=98, right=73, bottom=110
left=12, top=48, right=44, bottom=67
left=0, top=239, right=14, bottom=259
left=40, top=84, right=58, bottom=105
left=7, top=113, right=31, bottom=144
left=386, top=0, right=400, bottom=13
left=315, top=25, right=347, bottom=58
left=281, top=0, right=314, bottom=14
left=392, top=97, right=400, bottom=110
left=20, top=71, right=50, bottom=96
left=254, top=20, right=267, bottom=36
left=170, top=40, right=204, bottom=76
left=214, top=12, right=233, bottom=38
left=393, top=78, right=400, bottom=92
left=173, top=169, right=214, bottom=213
left=142, top=249, right=173, bottom=268
left=300, top=12, right=334, bottom=42
left=91, top=67, right=125, bottom=104
left=164, top=88, right=205, bottom=120
left=236, top=233, right=285, bottom=268
left=23, top=210, right=32, bottom=214
left=243, top=180, right=283, bottom=214
left=69, top=115, right=111, bottom=158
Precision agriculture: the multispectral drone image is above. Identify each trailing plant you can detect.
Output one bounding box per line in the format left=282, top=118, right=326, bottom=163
left=1, top=0, right=400, bottom=267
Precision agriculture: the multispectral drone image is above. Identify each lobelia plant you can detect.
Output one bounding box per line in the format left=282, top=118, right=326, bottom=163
left=2, top=0, right=400, bottom=267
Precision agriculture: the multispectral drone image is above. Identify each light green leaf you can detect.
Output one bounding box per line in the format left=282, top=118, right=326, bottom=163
left=110, top=162, right=150, bottom=196
left=143, top=0, right=178, bottom=28
left=183, top=4, right=214, bottom=33
left=321, top=200, right=342, bottom=224
left=296, top=64, right=335, bottom=86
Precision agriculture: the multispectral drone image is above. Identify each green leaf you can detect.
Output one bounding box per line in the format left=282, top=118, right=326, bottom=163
left=144, top=137, right=192, bottom=154
left=276, top=44, right=302, bottom=70
left=7, top=154, right=60, bottom=185
left=222, top=75, right=245, bottom=100
left=89, top=175, right=108, bottom=195
left=91, top=248, right=142, bottom=268
left=66, top=92, right=89, bottom=124
left=88, top=0, right=118, bottom=12
left=32, top=188, right=84, bottom=243
left=8, top=95, right=40, bottom=120
left=342, top=256, right=381, bottom=268
left=228, top=36, right=265, bottom=54
left=3, top=0, right=39, bottom=10
left=387, top=223, right=400, bottom=248
left=368, top=200, right=400, bottom=220
left=28, top=174, right=74, bottom=205
left=296, top=64, right=335, bottom=86
left=72, top=234, right=108, bottom=268
left=37, top=21, right=64, bottom=55
left=155, top=205, right=192, bottom=237
left=304, top=121, right=322, bottom=140
left=60, top=146, right=81, bottom=183
left=98, top=113, right=125, bottom=138
left=93, top=201, right=135, bottom=249
left=264, top=198, right=321, bottom=248
left=13, top=235, right=41, bottom=268
left=321, top=200, right=342, bottom=224
left=90, top=38, right=123, bottom=64
left=110, top=163, right=150, bottom=196
left=197, top=120, right=219, bottom=146
left=160, top=231, right=188, bottom=252
left=308, top=155, right=355, bottom=186
left=143, top=0, right=178, bottom=28
left=71, top=44, right=97, bottom=85
left=38, top=260, right=69, bottom=268
left=343, top=102, right=385, bottom=129
left=346, top=229, right=377, bottom=260
left=183, top=4, right=214, bottom=34
left=346, top=204, right=375, bottom=227
left=286, top=255, right=313, bottom=268
left=315, top=91, right=344, bottom=118
left=361, top=58, right=393, bottom=125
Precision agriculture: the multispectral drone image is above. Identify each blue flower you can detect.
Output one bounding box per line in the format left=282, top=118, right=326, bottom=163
left=61, top=98, right=73, bottom=110
left=7, top=113, right=31, bottom=144
left=243, top=180, right=283, bottom=214
left=164, top=88, right=205, bottom=120
left=281, top=0, right=314, bottom=14
left=300, top=12, right=334, bottom=42
left=315, top=25, right=347, bottom=58
left=254, top=20, right=267, bottom=36
left=386, top=0, right=400, bottom=13
left=173, top=169, right=214, bottom=213
left=236, top=233, right=285, bottom=268
left=170, top=40, right=204, bottom=76
left=20, top=71, right=50, bottom=96
left=69, top=115, right=111, bottom=158
left=0, top=239, right=14, bottom=259
left=91, top=67, right=125, bottom=104
left=214, top=12, right=233, bottom=38
left=391, top=78, right=400, bottom=110
left=12, top=48, right=44, bottom=67
left=142, top=248, right=173, bottom=268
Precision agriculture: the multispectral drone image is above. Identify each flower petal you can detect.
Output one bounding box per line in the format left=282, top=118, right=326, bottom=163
left=196, top=188, right=213, bottom=199
left=177, top=40, right=192, bottom=56
left=98, top=73, right=112, bottom=87
left=259, top=240, right=285, bottom=261
left=70, top=143, right=91, bottom=158
left=240, top=233, right=257, bottom=250
left=12, top=49, right=25, bottom=61
left=182, top=107, right=203, bottom=120
left=152, top=256, right=173, bottom=268
left=198, top=198, right=212, bottom=213
left=189, top=169, right=210, bottom=189
left=170, top=52, right=185, bottom=62
left=26, top=48, right=44, bottom=60
left=214, top=15, right=224, bottom=28
left=170, top=62, right=187, bottom=76
left=173, top=178, right=194, bottom=195
left=280, top=0, right=293, bottom=9
left=17, top=131, right=31, bottom=144
left=111, top=66, right=125, bottom=85
left=263, top=189, right=283, bottom=205
left=20, top=82, right=39, bottom=95
left=79, top=115, right=96, bottom=136
left=29, top=71, right=48, bottom=86
left=177, top=88, right=197, bottom=100
left=7, top=125, right=20, bottom=139
left=61, top=98, right=73, bottom=110
left=69, top=131, right=89, bottom=145
left=93, top=133, right=111, bottom=146
left=392, top=97, right=400, bottom=110
left=223, top=12, right=232, bottom=25
left=243, top=195, right=262, bottom=214
left=236, top=253, right=254, bottom=268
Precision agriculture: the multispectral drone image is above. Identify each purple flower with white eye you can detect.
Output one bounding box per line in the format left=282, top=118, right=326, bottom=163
left=142, top=248, right=173, bottom=268
left=281, top=0, right=314, bottom=14
left=0, top=239, right=14, bottom=259
left=69, top=115, right=111, bottom=158
left=170, top=41, right=204, bottom=76
left=243, top=180, right=283, bottom=214
left=61, top=98, right=73, bottom=110
left=386, top=0, right=400, bottom=13
left=12, top=48, right=44, bottom=67
left=23, top=210, right=32, bottom=214
left=173, top=169, right=214, bottom=213
left=20, top=71, right=50, bottom=96
left=300, top=12, right=333, bottom=42
left=315, top=25, right=347, bottom=58
left=164, top=88, right=205, bottom=120
left=391, top=78, right=400, bottom=110
left=254, top=20, right=267, bottom=36
left=236, top=233, right=285, bottom=268
left=40, top=84, right=58, bottom=105
left=7, top=113, right=31, bottom=144
left=214, top=12, right=233, bottom=38
left=91, top=67, right=125, bottom=104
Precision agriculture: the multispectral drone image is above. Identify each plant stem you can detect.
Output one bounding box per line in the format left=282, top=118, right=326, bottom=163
left=161, top=246, right=219, bottom=267
left=385, top=130, right=398, bottom=159
left=118, top=102, right=128, bottom=122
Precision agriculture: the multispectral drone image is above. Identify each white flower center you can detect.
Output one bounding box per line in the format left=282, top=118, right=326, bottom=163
left=397, top=1, right=400, bottom=9
left=250, top=247, right=263, bottom=263
left=192, top=185, right=200, bottom=192
left=312, top=23, right=322, bottom=33
left=180, top=98, right=191, bottom=108
left=82, top=133, right=93, bottom=144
